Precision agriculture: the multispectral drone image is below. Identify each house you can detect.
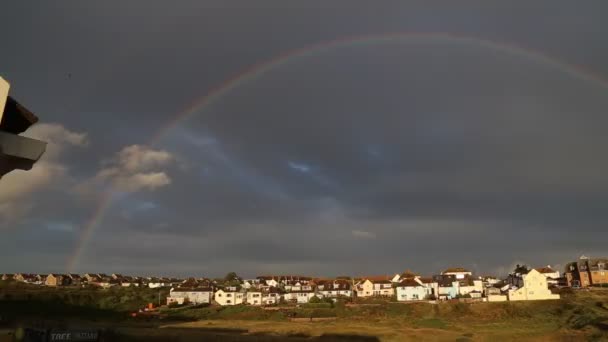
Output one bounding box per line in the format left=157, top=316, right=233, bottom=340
left=434, top=275, right=459, bottom=300
left=256, top=276, right=280, bottom=287
left=442, top=268, right=472, bottom=280
left=148, top=277, right=169, bottom=288
left=67, top=274, right=82, bottom=286
left=417, top=277, right=438, bottom=298
left=317, top=279, right=353, bottom=299
left=507, top=269, right=560, bottom=301
left=167, top=287, right=213, bottom=305
left=215, top=289, right=245, bottom=306
left=486, top=284, right=509, bottom=302
left=355, top=277, right=393, bottom=297
left=535, top=266, right=560, bottom=286
left=84, top=274, right=99, bottom=283
left=45, top=274, right=71, bottom=286
left=395, top=279, right=430, bottom=301
left=457, top=277, right=484, bottom=297
left=565, top=256, right=608, bottom=287
left=14, top=274, right=37, bottom=284
left=283, top=290, right=317, bottom=303
left=261, top=287, right=281, bottom=305
left=1, top=274, right=14, bottom=281
left=480, top=276, right=501, bottom=287
left=246, top=290, right=263, bottom=305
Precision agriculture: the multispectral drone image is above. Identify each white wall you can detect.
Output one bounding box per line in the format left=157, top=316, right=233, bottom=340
left=215, top=290, right=245, bottom=306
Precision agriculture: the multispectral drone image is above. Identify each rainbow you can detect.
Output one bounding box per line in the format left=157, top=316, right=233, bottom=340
left=66, top=31, right=608, bottom=272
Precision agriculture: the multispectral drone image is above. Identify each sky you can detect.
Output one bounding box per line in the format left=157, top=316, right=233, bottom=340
left=1, top=1, right=608, bottom=278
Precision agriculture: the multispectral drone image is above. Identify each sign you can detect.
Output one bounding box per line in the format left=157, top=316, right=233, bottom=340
left=49, top=330, right=99, bottom=341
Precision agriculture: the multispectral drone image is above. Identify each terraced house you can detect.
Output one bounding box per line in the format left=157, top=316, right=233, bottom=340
left=565, top=256, right=608, bottom=287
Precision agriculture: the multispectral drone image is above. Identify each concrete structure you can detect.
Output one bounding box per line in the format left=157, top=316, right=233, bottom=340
left=167, top=287, right=213, bottom=305
left=0, top=76, right=46, bottom=178
left=215, top=289, right=245, bottom=306
left=508, top=269, right=560, bottom=301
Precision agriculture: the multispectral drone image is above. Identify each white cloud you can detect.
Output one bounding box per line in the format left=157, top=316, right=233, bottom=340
left=95, top=145, right=173, bottom=192
left=0, top=123, right=87, bottom=223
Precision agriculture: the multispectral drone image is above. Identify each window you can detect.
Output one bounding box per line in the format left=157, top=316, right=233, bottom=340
left=227, top=300, right=231, bottom=304
left=226, top=293, right=232, bottom=297
left=217, top=294, right=222, bottom=297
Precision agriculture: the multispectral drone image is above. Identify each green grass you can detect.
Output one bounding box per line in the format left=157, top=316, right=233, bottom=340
left=414, top=318, right=448, bottom=329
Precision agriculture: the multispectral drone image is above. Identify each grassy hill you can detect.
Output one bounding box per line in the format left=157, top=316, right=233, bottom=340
left=1, top=282, right=607, bottom=341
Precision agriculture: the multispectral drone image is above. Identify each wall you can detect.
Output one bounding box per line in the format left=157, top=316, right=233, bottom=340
left=590, top=270, right=608, bottom=285
left=215, top=291, right=245, bottom=306
left=396, top=286, right=428, bottom=301
left=487, top=295, right=508, bottom=302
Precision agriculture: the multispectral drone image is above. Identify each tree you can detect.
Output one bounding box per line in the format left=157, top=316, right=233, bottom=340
left=224, top=272, right=240, bottom=283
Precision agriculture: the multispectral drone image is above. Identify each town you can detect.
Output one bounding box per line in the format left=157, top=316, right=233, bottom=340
left=3, top=256, right=606, bottom=308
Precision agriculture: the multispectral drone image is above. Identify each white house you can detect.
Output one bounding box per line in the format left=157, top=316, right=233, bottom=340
left=395, top=279, right=430, bottom=301
left=148, top=277, right=170, bottom=288
left=442, top=268, right=472, bottom=280
left=457, top=277, right=484, bottom=297
left=284, top=290, right=317, bottom=303
left=246, top=290, right=263, bottom=305
left=507, top=269, right=560, bottom=301
left=167, top=287, right=213, bottom=305
left=535, top=266, right=560, bottom=286
left=317, top=280, right=353, bottom=299
left=356, top=278, right=393, bottom=297
left=215, top=289, right=245, bottom=306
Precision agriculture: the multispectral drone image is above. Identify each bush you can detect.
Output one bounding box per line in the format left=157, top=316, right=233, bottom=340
left=309, top=296, right=322, bottom=304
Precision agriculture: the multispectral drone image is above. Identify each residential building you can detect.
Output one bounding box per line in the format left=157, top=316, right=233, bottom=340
left=45, top=274, right=70, bottom=287
left=215, top=289, right=245, bottom=306
left=356, top=277, right=394, bottom=297
left=441, top=268, right=472, bottom=280
left=434, top=275, right=459, bottom=300
left=283, top=290, right=317, bottom=304
left=565, top=256, right=608, bottom=287
left=395, top=279, right=430, bottom=301
left=507, top=269, right=560, bottom=301
left=317, top=279, right=353, bottom=299
left=167, top=287, right=213, bottom=305
left=535, top=266, right=560, bottom=286
left=457, top=277, right=484, bottom=297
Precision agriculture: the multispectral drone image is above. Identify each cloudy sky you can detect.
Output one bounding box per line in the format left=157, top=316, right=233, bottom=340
left=2, top=1, right=608, bottom=278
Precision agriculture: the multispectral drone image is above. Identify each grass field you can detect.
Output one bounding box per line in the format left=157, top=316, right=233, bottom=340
left=1, top=283, right=608, bottom=341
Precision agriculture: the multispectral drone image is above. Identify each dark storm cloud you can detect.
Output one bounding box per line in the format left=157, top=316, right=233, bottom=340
left=2, top=1, right=608, bottom=276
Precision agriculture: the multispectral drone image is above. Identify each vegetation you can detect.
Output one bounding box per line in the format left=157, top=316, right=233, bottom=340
left=2, top=282, right=608, bottom=341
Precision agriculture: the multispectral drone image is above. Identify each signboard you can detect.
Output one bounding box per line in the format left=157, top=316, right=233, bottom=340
left=49, top=330, right=99, bottom=341
left=22, top=329, right=100, bottom=342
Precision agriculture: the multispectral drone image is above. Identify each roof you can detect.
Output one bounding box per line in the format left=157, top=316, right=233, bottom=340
left=172, top=287, right=213, bottom=292
left=0, top=96, right=39, bottom=134
left=443, top=267, right=471, bottom=274
left=400, top=270, right=419, bottom=279
left=535, top=267, right=557, bottom=274
left=362, top=275, right=392, bottom=282
left=397, top=279, right=423, bottom=287
left=417, top=277, right=435, bottom=284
